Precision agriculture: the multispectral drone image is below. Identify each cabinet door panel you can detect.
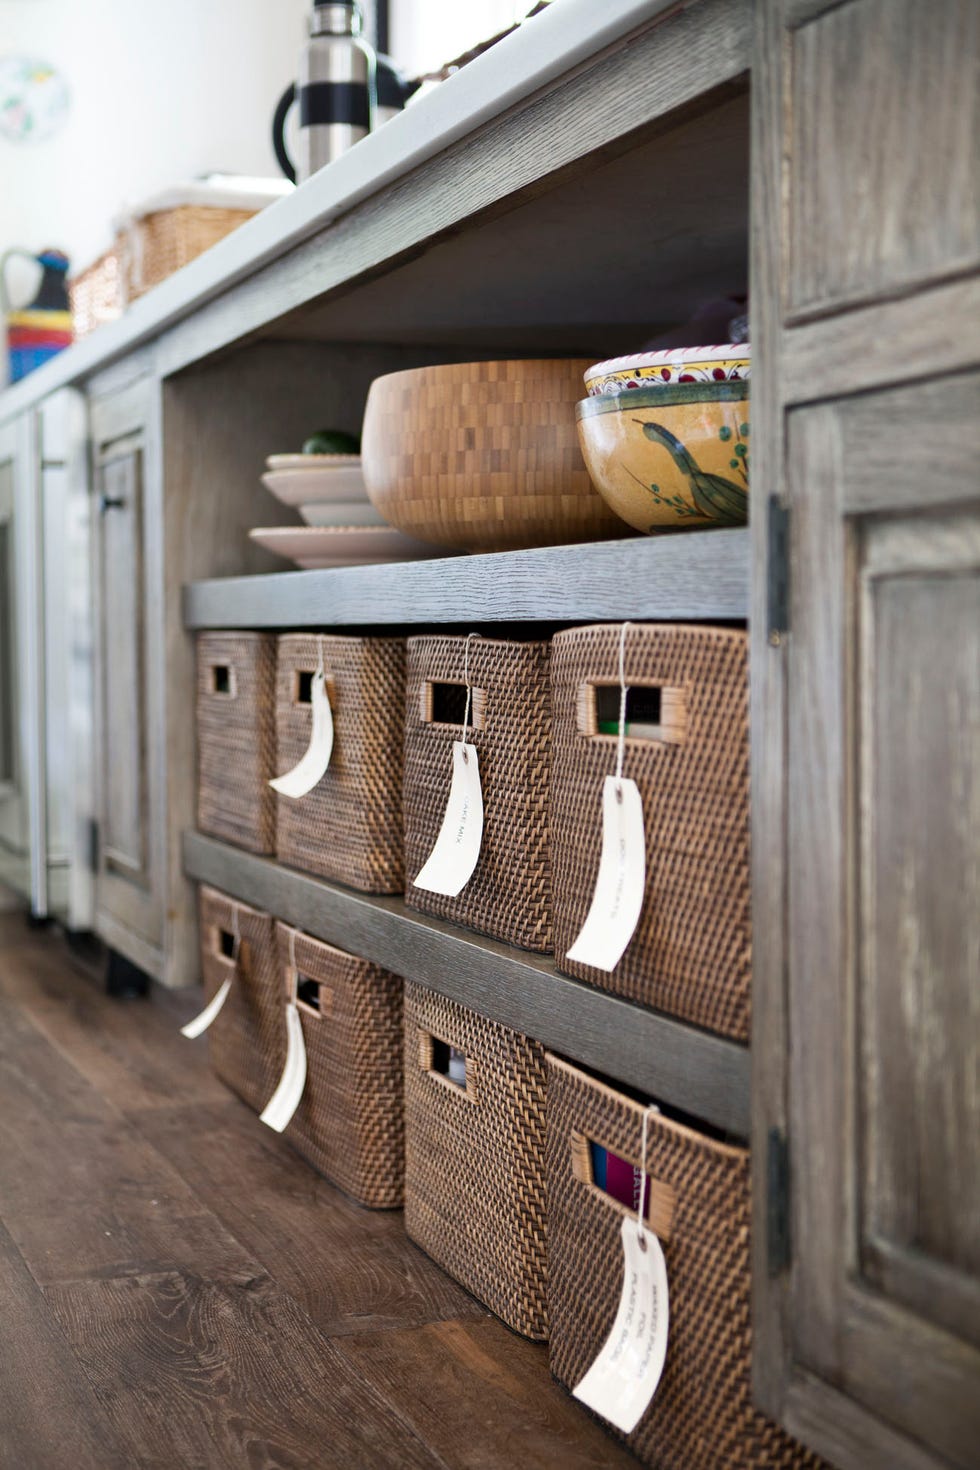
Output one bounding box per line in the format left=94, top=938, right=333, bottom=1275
left=860, top=530, right=980, bottom=1352
left=0, top=430, right=31, bottom=893
left=787, top=0, right=979, bottom=316
left=786, top=382, right=980, bottom=1467
left=92, top=403, right=162, bottom=964
left=99, top=450, right=146, bottom=877
left=0, top=467, right=15, bottom=794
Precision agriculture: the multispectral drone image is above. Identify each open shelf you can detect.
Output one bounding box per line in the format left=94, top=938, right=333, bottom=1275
left=183, top=830, right=750, bottom=1137
left=162, top=0, right=750, bottom=377
left=182, top=530, right=749, bottom=629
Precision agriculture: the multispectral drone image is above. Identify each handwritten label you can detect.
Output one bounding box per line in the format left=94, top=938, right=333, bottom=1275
left=181, top=977, right=232, bottom=1039
left=573, top=1214, right=669, bottom=1434
left=270, top=669, right=334, bottom=799
left=412, top=741, right=484, bottom=897
left=566, top=776, right=646, bottom=971
left=260, top=1000, right=308, bottom=1132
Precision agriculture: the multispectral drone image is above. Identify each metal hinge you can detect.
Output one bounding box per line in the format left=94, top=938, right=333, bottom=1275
left=767, top=1127, right=791, bottom=1276
left=767, top=497, right=790, bottom=645
left=86, top=817, right=99, bottom=872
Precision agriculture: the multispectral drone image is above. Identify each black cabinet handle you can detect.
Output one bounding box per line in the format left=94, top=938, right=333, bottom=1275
left=99, top=495, right=126, bottom=513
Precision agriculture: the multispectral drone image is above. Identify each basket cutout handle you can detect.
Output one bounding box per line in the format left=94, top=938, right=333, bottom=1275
left=578, top=680, right=687, bottom=746
left=213, top=924, right=242, bottom=967
left=420, top=681, right=486, bottom=732
left=211, top=663, right=237, bottom=698
left=294, top=668, right=335, bottom=706
left=417, top=1027, right=479, bottom=1103
left=293, top=971, right=333, bottom=1020
left=281, top=934, right=334, bottom=1018
left=570, top=1128, right=676, bottom=1243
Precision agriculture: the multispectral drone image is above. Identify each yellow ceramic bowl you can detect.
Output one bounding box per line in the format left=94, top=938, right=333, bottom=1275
left=584, top=344, right=750, bottom=397
left=576, top=381, right=749, bottom=534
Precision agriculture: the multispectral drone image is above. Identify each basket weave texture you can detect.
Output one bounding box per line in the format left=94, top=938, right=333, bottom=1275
left=197, top=632, right=277, bottom=854
left=403, top=636, right=553, bottom=951
left=404, top=982, right=549, bottom=1339
left=68, top=250, right=122, bottom=338
left=551, top=623, right=750, bottom=1039
left=69, top=205, right=255, bottom=336
left=274, top=634, right=406, bottom=893
left=275, top=923, right=404, bottom=1209
left=122, top=205, right=254, bottom=300
left=198, top=886, right=285, bottom=1114
left=547, top=1056, right=827, bottom=1470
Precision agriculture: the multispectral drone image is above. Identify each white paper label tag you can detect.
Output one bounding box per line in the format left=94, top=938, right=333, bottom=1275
left=573, top=1215, right=670, bottom=1434
left=181, top=977, right=233, bottom=1039
left=269, top=669, right=334, bottom=798
left=260, top=1001, right=308, bottom=1133
left=412, top=741, right=484, bottom=897
left=566, top=776, right=646, bottom=971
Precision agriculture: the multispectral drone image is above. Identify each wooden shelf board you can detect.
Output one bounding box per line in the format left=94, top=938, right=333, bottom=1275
left=182, top=529, right=750, bottom=630
left=183, top=830, right=750, bottom=1137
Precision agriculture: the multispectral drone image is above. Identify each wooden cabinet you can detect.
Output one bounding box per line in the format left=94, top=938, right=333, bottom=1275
left=0, top=1, right=975, bottom=1461
left=0, top=416, right=31, bottom=898
left=785, top=0, right=979, bottom=317
left=90, top=381, right=166, bottom=973
left=752, top=4, right=980, bottom=1467
left=0, top=413, right=45, bottom=911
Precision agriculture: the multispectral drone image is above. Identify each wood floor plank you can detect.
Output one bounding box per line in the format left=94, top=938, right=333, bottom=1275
left=0, top=1000, right=260, bottom=1284
left=46, top=1267, right=448, bottom=1470
left=137, top=1098, right=489, bottom=1336
left=0, top=922, right=628, bottom=1470
left=0, top=933, right=220, bottom=1113
left=336, top=1318, right=636, bottom=1469
left=0, top=1217, right=131, bottom=1470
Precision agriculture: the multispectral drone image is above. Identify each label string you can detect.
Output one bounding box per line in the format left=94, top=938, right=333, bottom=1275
left=637, top=1103, right=661, bottom=1245
left=615, top=620, right=632, bottom=789
left=461, top=632, right=482, bottom=754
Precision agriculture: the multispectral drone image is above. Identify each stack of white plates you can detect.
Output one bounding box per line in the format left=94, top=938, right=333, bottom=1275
left=253, top=452, right=446, bottom=568
left=260, top=453, right=382, bottom=527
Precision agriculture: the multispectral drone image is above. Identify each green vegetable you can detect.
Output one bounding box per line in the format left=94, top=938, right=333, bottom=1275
left=301, top=429, right=361, bottom=455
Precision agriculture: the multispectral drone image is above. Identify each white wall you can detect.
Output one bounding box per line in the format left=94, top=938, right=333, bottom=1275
left=391, top=0, right=537, bottom=78
left=0, top=0, right=310, bottom=281
left=0, top=0, right=540, bottom=301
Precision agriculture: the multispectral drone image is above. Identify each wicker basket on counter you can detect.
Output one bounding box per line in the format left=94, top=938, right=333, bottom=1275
left=546, top=1055, right=827, bottom=1470
left=403, top=635, right=553, bottom=951
left=197, top=631, right=277, bottom=854
left=404, top=981, right=549, bottom=1339
left=68, top=248, right=124, bottom=338
left=273, top=923, right=404, bottom=1209
left=197, top=886, right=285, bottom=1114
left=551, top=622, right=750, bottom=1040
left=70, top=193, right=270, bottom=337
left=274, top=634, right=406, bottom=894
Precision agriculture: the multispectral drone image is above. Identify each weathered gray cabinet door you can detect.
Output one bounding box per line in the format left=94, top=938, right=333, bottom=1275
left=0, top=423, right=27, bottom=880
left=752, top=3, right=980, bottom=1468
left=92, top=382, right=164, bottom=972
left=0, top=413, right=43, bottom=909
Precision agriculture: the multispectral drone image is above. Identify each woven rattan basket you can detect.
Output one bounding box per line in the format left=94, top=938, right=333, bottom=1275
left=198, top=886, right=285, bottom=1114
left=551, top=623, right=750, bottom=1039
left=404, top=635, right=553, bottom=951
left=404, top=982, right=549, bottom=1339
left=68, top=249, right=123, bottom=338
left=547, top=1056, right=827, bottom=1470
left=274, top=923, right=404, bottom=1209
left=274, top=634, right=406, bottom=893
left=70, top=204, right=256, bottom=337
left=120, top=204, right=255, bottom=302
left=197, top=631, right=277, bottom=854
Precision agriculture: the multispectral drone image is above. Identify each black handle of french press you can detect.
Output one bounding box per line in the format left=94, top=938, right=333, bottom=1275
left=273, top=83, right=297, bottom=184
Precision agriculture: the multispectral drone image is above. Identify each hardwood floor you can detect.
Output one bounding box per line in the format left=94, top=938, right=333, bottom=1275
left=0, top=913, right=631, bottom=1470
